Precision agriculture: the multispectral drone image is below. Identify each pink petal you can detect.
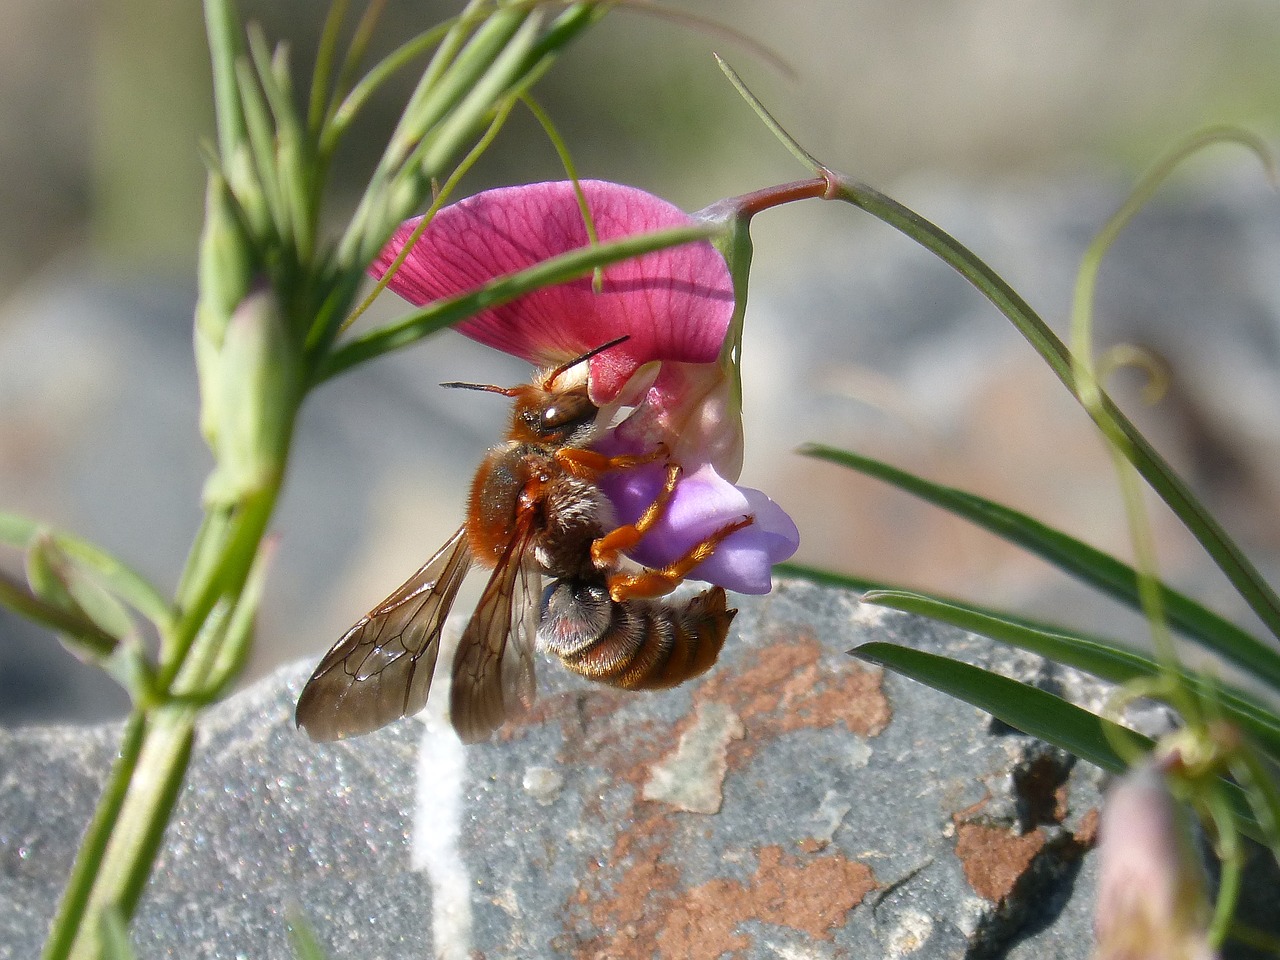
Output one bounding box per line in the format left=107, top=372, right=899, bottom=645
left=370, top=181, right=734, bottom=401
left=612, top=360, right=744, bottom=482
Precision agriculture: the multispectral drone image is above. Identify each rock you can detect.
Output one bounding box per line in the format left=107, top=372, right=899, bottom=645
left=1, top=579, right=1110, bottom=959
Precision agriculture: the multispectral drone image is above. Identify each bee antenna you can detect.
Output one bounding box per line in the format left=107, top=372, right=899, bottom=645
left=439, top=381, right=519, bottom=397
left=546, top=335, right=631, bottom=388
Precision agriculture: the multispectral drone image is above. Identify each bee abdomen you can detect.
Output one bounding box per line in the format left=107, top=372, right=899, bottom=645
left=558, top=587, right=736, bottom=691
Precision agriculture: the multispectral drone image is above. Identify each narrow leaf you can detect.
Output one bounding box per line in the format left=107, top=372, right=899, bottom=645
left=287, top=909, right=330, bottom=960
left=0, top=511, right=174, bottom=634
left=0, top=510, right=38, bottom=546
left=855, top=640, right=1263, bottom=839
left=53, top=535, right=175, bottom=636
left=306, top=0, right=349, bottom=134
left=0, top=569, right=117, bottom=658
left=27, top=535, right=134, bottom=642
left=801, top=443, right=1280, bottom=689
left=865, top=589, right=1280, bottom=758
left=855, top=640, right=1146, bottom=770
left=323, top=22, right=454, bottom=154
left=203, top=0, right=248, bottom=159
left=233, top=54, right=287, bottom=236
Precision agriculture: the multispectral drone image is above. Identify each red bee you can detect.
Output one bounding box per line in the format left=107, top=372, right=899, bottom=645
left=296, top=338, right=749, bottom=742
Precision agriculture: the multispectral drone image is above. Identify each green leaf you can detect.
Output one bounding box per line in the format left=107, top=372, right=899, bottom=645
left=0, top=569, right=118, bottom=658
left=323, top=21, right=454, bottom=154
left=854, top=640, right=1263, bottom=840
left=203, top=0, right=248, bottom=160
left=306, top=0, right=348, bottom=135
left=411, top=14, right=542, bottom=181
left=864, top=588, right=1280, bottom=759
left=0, top=510, right=38, bottom=546
left=775, top=561, right=883, bottom=594
left=53, top=536, right=175, bottom=636
left=26, top=534, right=135, bottom=642
left=799, top=443, right=1280, bottom=690
left=234, top=53, right=287, bottom=239
left=1230, top=745, right=1280, bottom=864
left=245, top=24, right=314, bottom=262
left=0, top=511, right=174, bottom=635
left=286, top=908, right=330, bottom=960
left=856, top=640, right=1146, bottom=771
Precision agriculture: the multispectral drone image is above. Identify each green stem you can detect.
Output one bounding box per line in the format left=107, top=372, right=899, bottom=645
left=45, top=459, right=286, bottom=957
left=61, top=710, right=196, bottom=960
left=823, top=172, right=1280, bottom=644
left=41, top=714, right=147, bottom=960
left=158, top=477, right=283, bottom=693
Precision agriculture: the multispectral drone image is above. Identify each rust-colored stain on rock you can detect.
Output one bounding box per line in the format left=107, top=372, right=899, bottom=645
left=693, top=630, right=891, bottom=767
left=954, top=822, right=1045, bottom=903
left=657, top=845, right=874, bottom=955
left=1074, top=807, right=1100, bottom=847
left=554, top=629, right=887, bottom=956
left=572, top=838, right=874, bottom=960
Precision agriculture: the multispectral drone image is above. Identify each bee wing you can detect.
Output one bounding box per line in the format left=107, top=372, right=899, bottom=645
left=449, top=518, right=542, bottom=744
left=295, top=525, right=473, bottom=741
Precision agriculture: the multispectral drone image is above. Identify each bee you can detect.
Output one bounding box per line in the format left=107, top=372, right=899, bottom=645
left=295, top=337, right=751, bottom=743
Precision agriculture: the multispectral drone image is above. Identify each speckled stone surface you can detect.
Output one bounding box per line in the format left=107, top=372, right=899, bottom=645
left=1, top=579, right=1113, bottom=959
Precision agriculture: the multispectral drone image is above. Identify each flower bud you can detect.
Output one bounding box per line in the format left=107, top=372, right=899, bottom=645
left=1093, top=762, right=1216, bottom=960
left=195, top=170, right=256, bottom=348
left=201, top=284, right=301, bottom=505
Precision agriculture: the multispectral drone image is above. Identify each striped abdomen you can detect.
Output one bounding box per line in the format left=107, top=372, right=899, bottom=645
left=538, top=579, right=736, bottom=690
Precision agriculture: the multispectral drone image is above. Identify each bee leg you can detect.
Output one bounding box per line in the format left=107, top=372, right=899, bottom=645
left=590, top=462, right=683, bottom=569
left=553, top=442, right=669, bottom=480
left=606, top=515, right=754, bottom=603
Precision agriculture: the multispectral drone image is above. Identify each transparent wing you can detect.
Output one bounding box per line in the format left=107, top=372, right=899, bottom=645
left=295, top=525, right=472, bottom=741
left=449, top=519, right=542, bottom=744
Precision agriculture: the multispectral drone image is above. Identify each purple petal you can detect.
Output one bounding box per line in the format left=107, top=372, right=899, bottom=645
left=598, top=462, right=799, bottom=595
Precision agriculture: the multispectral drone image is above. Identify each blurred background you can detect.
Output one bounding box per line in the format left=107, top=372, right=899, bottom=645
left=4, top=0, right=1280, bottom=723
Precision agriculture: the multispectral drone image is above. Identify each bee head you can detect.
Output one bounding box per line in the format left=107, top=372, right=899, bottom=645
left=442, top=336, right=628, bottom=447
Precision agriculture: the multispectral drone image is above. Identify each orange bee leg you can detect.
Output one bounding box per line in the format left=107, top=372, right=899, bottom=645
left=606, top=515, right=755, bottom=603
left=554, top=442, right=669, bottom=481
left=590, top=462, right=683, bottom=569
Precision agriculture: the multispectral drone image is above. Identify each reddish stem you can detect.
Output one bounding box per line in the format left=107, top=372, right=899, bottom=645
left=730, top=175, right=836, bottom=218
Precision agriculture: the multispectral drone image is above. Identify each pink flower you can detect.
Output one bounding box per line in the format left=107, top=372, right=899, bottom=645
left=371, top=180, right=798, bottom=592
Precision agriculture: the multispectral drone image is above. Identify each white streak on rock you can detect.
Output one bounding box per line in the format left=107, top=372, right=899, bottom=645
left=643, top=701, right=744, bottom=813
left=412, top=693, right=472, bottom=960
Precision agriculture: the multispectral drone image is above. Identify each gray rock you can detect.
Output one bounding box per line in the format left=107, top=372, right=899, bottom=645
left=2, top=579, right=1109, bottom=959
